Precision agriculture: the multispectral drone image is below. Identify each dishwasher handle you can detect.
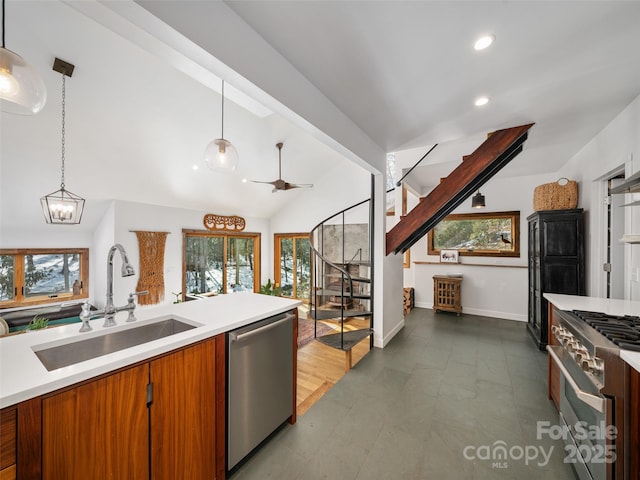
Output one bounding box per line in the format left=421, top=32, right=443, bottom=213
left=229, top=313, right=294, bottom=343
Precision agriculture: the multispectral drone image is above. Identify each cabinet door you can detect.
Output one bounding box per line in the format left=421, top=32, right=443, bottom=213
left=150, top=337, right=217, bottom=480
left=528, top=219, right=540, bottom=331
left=42, top=364, right=149, bottom=480
left=0, top=407, right=16, bottom=480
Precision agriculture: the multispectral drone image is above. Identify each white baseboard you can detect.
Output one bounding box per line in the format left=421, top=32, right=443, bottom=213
left=373, top=317, right=405, bottom=348
left=414, top=302, right=527, bottom=322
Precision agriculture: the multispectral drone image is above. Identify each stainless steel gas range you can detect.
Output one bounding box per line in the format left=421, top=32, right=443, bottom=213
left=547, top=307, right=638, bottom=480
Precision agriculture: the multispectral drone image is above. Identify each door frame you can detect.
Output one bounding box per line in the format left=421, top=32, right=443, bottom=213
left=594, top=161, right=632, bottom=299
left=182, top=229, right=261, bottom=298
left=274, top=233, right=310, bottom=302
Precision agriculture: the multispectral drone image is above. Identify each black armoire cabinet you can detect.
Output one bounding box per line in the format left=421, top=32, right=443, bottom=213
left=527, top=209, right=585, bottom=349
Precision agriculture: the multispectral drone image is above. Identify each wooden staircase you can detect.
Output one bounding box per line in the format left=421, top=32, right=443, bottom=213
left=386, top=123, right=534, bottom=255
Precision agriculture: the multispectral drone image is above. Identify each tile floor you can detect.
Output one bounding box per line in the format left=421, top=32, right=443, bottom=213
left=229, top=308, right=577, bottom=479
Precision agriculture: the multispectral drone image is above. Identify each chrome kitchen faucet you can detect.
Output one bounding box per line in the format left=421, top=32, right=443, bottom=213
left=79, top=244, right=147, bottom=331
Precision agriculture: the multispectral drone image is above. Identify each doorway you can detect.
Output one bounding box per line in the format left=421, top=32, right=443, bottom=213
left=274, top=234, right=311, bottom=302
left=605, top=175, right=626, bottom=299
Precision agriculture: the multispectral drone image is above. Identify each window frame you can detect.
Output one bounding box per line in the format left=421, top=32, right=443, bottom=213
left=182, top=230, right=261, bottom=299
left=0, top=248, right=90, bottom=308
left=274, top=233, right=311, bottom=302
left=427, top=211, right=521, bottom=258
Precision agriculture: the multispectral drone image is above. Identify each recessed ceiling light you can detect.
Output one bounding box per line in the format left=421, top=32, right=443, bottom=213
left=474, top=96, right=490, bottom=107
left=474, top=35, right=495, bottom=51
left=192, top=164, right=199, bottom=170
left=241, top=178, right=248, bottom=183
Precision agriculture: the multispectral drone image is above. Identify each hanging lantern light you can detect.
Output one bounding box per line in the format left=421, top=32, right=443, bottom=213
left=40, top=58, right=84, bottom=224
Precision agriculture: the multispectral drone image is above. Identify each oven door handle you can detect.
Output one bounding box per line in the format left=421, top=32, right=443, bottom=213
left=546, top=345, right=605, bottom=414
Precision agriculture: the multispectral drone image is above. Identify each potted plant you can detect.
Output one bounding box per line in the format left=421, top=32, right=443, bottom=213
left=26, top=314, right=49, bottom=332
left=259, top=279, right=282, bottom=296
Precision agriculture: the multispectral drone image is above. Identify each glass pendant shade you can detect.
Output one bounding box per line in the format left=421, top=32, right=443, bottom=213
left=40, top=187, right=85, bottom=224
left=204, top=80, right=238, bottom=173
left=0, top=47, right=46, bottom=115
left=204, top=138, right=239, bottom=172
left=472, top=191, right=486, bottom=208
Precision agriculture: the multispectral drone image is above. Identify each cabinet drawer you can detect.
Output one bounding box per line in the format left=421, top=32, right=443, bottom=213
left=0, top=465, right=16, bottom=480
left=0, top=408, right=16, bottom=470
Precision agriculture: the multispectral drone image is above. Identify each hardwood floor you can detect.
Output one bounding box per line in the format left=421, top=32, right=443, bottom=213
left=296, top=317, right=371, bottom=416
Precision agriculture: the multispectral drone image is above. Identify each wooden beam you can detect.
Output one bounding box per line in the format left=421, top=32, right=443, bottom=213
left=386, top=123, right=534, bottom=255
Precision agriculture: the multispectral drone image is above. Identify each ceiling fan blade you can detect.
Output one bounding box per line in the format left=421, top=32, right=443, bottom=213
left=285, top=183, right=313, bottom=189
left=254, top=143, right=313, bottom=192
left=250, top=180, right=278, bottom=186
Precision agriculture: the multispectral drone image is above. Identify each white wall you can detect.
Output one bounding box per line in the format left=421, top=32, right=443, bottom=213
left=90, top=200, right=270, bottom=311
left=373, top=174, right=405, bottom=347
left=559, top=93, right=640, bottom=300
left=0, top=225, right=93, bottom=249
left=401, top=93, right=640, bottom=318
left=92, top=201, right=116, bottom=305
left=402, top=172, right=557, bottom=322
left=269, top=160, right=371, bottom=234
left=268, top=160, right=371, bottom=284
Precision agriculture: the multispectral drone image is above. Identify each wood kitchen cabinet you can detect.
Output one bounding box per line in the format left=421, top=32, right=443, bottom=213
left=631, top=366, right=640, bottom=480
left=0, top=407, right=16, bottom=480
left=527, top=209, right=585, bottom=349
left=0, top=398, right=41, bottom=480
left=4, top=335, right=225, bottom=480
left=42, top=364, right=149, bottom=479
left=150, top=338, right=218, bottom=480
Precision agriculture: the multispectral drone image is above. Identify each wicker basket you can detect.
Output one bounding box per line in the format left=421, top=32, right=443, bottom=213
left=533, top=178, right=578, bottom=211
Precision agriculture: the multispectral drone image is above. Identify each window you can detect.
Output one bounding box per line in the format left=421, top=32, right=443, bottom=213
left=0, top=249, right=89, bottom=308
left=386, top=153, right=396, bottom=216
left=427, top=211, right=520, bottom=257
left=183, top=230, right=260, bottom=298
left=274, top=234, right=311, bottom=301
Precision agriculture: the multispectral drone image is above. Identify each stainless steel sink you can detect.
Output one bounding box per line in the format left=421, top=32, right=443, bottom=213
left=33, top=318, right=199, bottom=371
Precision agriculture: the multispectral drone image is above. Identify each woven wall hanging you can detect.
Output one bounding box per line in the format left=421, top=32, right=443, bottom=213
left=133, top=231, right=169, bottom=305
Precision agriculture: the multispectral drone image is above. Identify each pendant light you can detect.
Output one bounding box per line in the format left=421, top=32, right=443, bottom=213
left=40, top=58, right=84, bottom=224
left=204, top=80, right=239, bottom=172
left=0, top=0, right=46, bottom=114
left=472, top=190, right=486, bottom=208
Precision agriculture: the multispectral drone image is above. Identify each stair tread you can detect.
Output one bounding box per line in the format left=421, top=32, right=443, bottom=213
left=323, top=274, right=371, bottom=283
left=315, top=288, right=370, bottom=297
left=350, top=276, right=371, bottom=283
left=309, top=309, right=372, bottom=320
left=332, top=261, right=370, bottom=266
left=316, top=328, right=373, bottom=351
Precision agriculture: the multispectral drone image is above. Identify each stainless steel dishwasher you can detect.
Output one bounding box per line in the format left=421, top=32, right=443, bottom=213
left=227, top=311, right=294, bottom=471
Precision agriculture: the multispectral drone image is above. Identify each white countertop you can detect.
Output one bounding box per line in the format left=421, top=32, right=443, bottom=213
left=544, top=293, right=640, bottom=373
left=0, top=293, right=301, bottom=408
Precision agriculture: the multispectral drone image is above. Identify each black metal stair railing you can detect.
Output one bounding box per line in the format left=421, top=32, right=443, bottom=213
left=308, top=194, right=374, bottom=352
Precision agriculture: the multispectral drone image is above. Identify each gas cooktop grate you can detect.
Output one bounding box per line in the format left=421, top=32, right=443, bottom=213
left=572, top=310, right=640, bottom=352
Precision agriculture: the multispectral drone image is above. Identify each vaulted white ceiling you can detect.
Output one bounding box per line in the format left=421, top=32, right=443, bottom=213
left=223, top=0, right=640, bottom=187
left=2, top=1, right=640, bottom=233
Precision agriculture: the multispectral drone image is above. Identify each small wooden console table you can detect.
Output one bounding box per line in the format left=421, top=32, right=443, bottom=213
left=433, top=275, right=462, bottom=316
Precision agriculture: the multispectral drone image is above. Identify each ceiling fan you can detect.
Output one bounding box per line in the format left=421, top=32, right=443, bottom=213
left=251, top=142, right=313, bottom=192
